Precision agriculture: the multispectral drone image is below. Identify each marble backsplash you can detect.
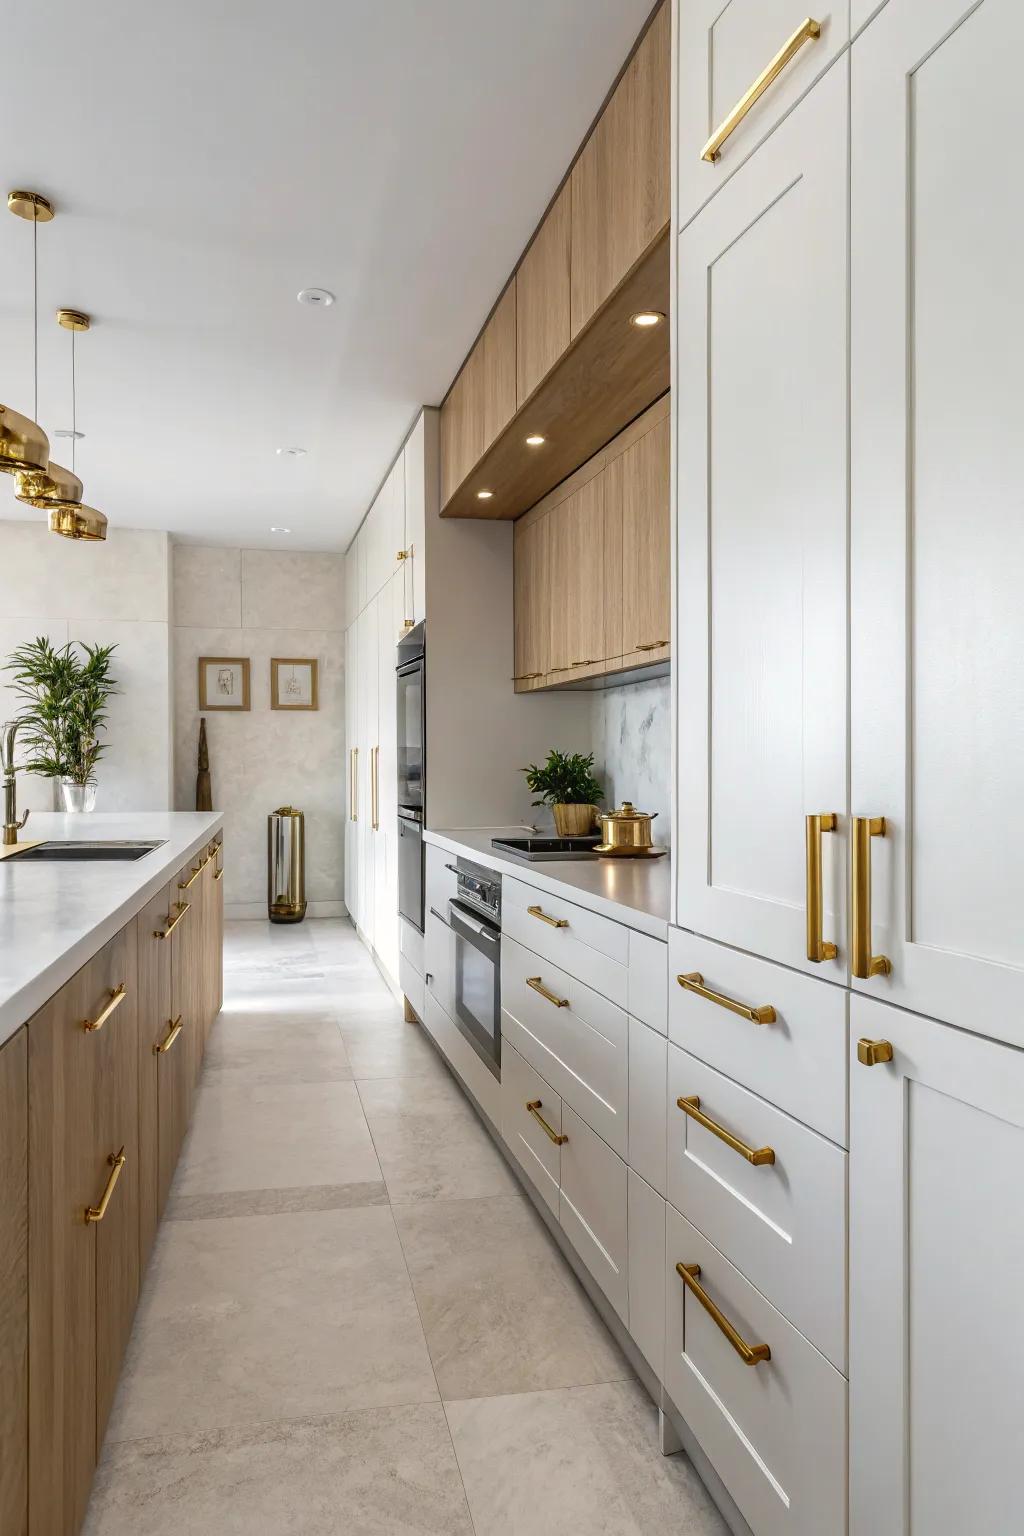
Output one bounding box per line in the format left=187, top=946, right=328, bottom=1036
left=589, top=674, right=672, bottom=848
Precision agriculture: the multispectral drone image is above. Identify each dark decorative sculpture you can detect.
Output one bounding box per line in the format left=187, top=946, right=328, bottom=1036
left=195, top=717, right=212, bottom=811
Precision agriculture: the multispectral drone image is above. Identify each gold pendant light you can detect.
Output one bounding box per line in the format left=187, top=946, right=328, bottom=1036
left=46, top=309, right=107, bottom=541
left=1, top=191, right=52, bottom=475
left=16, top=310, right=89, bottom=511
left=47, top=503, right=108, bottom=541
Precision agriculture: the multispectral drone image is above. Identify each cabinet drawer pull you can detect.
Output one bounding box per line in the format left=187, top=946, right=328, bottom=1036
left=635, top=640, right=669, bottom=651
left=676, top=1262, right=771, bottom=1366
left=677, top=1095, right=775, bottom=1166
left=701, top=16, right=822, bottom=163
left=805, top=812, right=838, bottom=963
left=85, top=1147, right=127, bottom=1223
left=153, top=1015, right=183, bottom=1055
left=570, top=658, right=599, bottom=668
left=527, top=904, right=568, bottom=929
left=81, top=983, right=127, bottom=1034
left=512, top=672, right=544, bottom=682
left=526, top=1099, right=568, bottom=1145
left=851, top=816, right=891, bottom=979
left=677, top=972, right=776, bottom=1025
left=396, top=549, right=409, bottom=561
left=154, top=901, right=189, bottom=940
left=857, top=1037, right=894, bottom=1068
left=178, top=861, right=203, bottom=890
left=213, top=865, right=224, bottom=881
left=527, top=976, right=569, bottom=1009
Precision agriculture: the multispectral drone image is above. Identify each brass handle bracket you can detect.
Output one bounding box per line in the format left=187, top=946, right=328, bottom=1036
left=153, top=1015, right=184, bottom=1055
left=527, top=976, right=570, bottom=1009
left=677, top=1095, right=775, bottom=1166
left=81, top=983, right=127, bottom=1033
left=701, top=17, right=822, bottom=163
left=526, top=1099, right=568, bottom=1145
left=85, top=1147, right=127, bottom=1223
left=677, top=972, right=776, bottom=1025
left=806, top=812, right=838, bottom=963
left=676, top=1262, right=771, bottom=1366
left=635, top=640, right=669, bottom=651
left=528, top=904, right=568, bottom=929
left=154, top=901, right=189, bottom=940
left=851, top=816, right=892, bottom=979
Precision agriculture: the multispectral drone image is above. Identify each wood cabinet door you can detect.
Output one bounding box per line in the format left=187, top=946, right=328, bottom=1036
left=849, top=0, right=1024, bottom=1042
left=137, top=882, right=172, bottom=1267
left=549, top=478, right=605, bottom=677
left=516, top=182, right=571, bottom=405
left=849, top=994, right=1024, bottom=1536
left=676, top=58, right=848, bottom=977
left=0, top=1029, right=27, bottom=1536
left=211, top=836, right=224, bottom=1017
left=621, top=409, right=670, bottom=662
left=440, top=342, right=484, bottom=505
left=482, top=282, right=516, bottom=451
left=512, top=512, right=553, bottom=687
left=570, top=0, right=670, bottom=337
left=174, top=855, right=206, bottom=1092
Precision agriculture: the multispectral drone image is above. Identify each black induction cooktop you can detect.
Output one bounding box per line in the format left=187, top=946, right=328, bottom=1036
left=490, top=835, right=601, bottom=863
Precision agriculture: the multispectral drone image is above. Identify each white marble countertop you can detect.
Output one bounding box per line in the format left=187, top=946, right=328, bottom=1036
left=0, top=811, right=224, bottom=1047
left=425, top=827, right=672, bottom=940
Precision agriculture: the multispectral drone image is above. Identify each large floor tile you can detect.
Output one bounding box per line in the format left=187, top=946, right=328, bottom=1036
left=446, top=1380, right=731, bottom=1536
left=203, top=1013, right=353, bottom=1084
left=395, top=1195, right=632, bottom=1399
left=107, top=1206, right=438, bottom=1440
left=174, top=1080, right=381, bottom=1195
left=85, top=1403, right=474, bottom=1536
left=341, top=1015, right=449, bottom=1081
left=357, top=1073, right=519, bottom=1202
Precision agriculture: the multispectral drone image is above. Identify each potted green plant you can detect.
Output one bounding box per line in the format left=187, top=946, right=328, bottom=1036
left=3, top=636, right=119, bottom=812
left=523, top=749, right=604, bottom=837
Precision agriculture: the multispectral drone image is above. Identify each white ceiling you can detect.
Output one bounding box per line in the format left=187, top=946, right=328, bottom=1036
left=0, top=0, right=654, bottom=552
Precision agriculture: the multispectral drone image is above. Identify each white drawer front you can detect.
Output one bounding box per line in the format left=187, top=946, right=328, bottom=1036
left=502, top=875, right=629, bottom=1007
left=501, top=1040, right=561, bottom=1218
left=665, top=1206, right=847, bottom=1536
left=560, top=1105, right=628, bottom=1322
left=627, top=930, right=668, bottom=1034
left=425, top=843, right=458, bottom=919
left=400, top=917, right=424, bottom=978
left=667, top=1045, right=846, bottom=1370
left=628, top=1170, right=666, bottom=1379
left=678, top=0, right=849, bottom=229
left=668, top=929, right=848, bottom=1145
left=502, top=934, right=628, bottom=1157
left=628, top=1017, right=667, bottom=1195
left=424, top=907, right=455, bottom=1021
left=399, top=953, right=425, bottom=1022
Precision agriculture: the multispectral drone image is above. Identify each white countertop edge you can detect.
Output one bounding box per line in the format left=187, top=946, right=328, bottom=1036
left=424, top=827, right=670, bottom=941
left=0, top=812, right=224, bottom=1047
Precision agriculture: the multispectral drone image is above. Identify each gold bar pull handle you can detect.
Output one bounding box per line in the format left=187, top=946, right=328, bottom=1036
left=527, top=904, right=569, bottom=929
left=851, top=817, right=892, bottom=979
left=701, top=17, right=822, bottom=163
left=153, top=1015, right=183, bottom=1055
left=81, top=984, right=127, bottom=1034
left=213, top=864, right=224, bottom=882
left=676, top=1263, right=771, bottom=1366
left=677, top=1096, right=775, bottom=1166
left=526, top=1099, right=568, bottom=1145
left=154, top=901, right=189, bottom=940
left=178, top=861, right=203, bottom=891
left=635, top=639, right=670, bottom=651
left=526, top=976, right=570, bottom=1009
left=677, top=972, right=776, bottom=1025
left=805, top=813, right=838, bottom=963
left=85, top=1147, right=127, bottom=1223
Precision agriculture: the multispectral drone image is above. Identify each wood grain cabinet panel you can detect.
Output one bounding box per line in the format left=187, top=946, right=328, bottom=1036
left=621, top=412, right=671, bottom=661
left=570, top=0, right=670, bottom=338
left=516, top=183, right=571, bottom=405
left=513, top=511, right=553, bottom=686
left=137, top=883, right=172, bottom=1270
left=174, top=856, right=206, bottom=1095
left=482, top=282, right=517, bottom=450
left=548, top=477, right=605, bottom=678
left=440, top=342, right=484, bottom=505
left=0, top=1029, right=28, bottom=1536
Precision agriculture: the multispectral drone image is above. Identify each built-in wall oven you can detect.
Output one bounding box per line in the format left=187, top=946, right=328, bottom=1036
left=448, top=859, right=501, bottom=1079
left=396, top=622, right=425, bottom=932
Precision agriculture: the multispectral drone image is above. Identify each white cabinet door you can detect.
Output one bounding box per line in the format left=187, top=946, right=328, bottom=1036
left=356, top=598, right=378, bottom=942
left=403, top=412, right=429, bottom=628
left=374, top=572, right=401, bottom=983
left=849, top=993, right=1024, bottom=1536
left=344, top=545, right=359, bottom=626
left=676, top=58, right=849, bottom=978
left=344, top=623, right=359, bottom=928
left=850, top=0, right=1024, bottom=1044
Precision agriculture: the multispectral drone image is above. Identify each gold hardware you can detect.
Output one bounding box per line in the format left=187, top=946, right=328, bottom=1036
left=857, top=1037, right=894, bottom=1068
left=396, top=549, right=409, bottom=561
left=805, top=813, right=838, bottom=963
left=153, top=1015, right=183, bottom=1055
left=178, top=860, right=203, bottom=890
left=213, top=866, right=224, bottom=882
left=513, top=672, right=544, bottom=682
left=48, top=504, right=108, bottom=541
left=528, top=904, right=568, bottom=929
left=57, top=308, right=90, bottom=332
left=677, top=1096, right=776, bottom=1166
left=81, top=984, right=127, bottom=1034
left=349, top=747, right=358, bottom=822
left=570, top=658, right=599, bottom=668
left=526, top=1099, right=568, bottom=1145
left=676, top=1263, right=771, bottom=1366
left=154, top=901, right=189, bottom=940
left=15, top=460, right=84, bottom=510
left=677, top=972, right=776, bottom=1025
left=527, top=976, right=569, bottom=1009
left=635, top=640, right=669, bottom=651
left=371, top=745, right=380, bottom=831
left=8, top=190, right=54, bottom=223
left=701, top=17, right=822, bottom=163
left=0, top=404, right=50, bottom=478
left=851, top=817, right=892, bottom=979
left=85, top=1147, right=127, bottom=1224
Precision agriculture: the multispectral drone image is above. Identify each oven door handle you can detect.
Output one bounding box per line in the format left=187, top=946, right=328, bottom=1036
left=449, top=900, right=500, bottom=952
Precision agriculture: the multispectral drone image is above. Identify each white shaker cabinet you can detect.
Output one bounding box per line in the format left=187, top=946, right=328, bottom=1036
left=676, top=57, right=848, bottom=979
left=373, top=571, right=402, bottom=985
left=850, top=0, right=1024, bottom=1044
left=344, top=622, right=359, bottom=929
left=356, top=598, right=378, bottom=941
left=849, top=993, right=1024, bottom=1536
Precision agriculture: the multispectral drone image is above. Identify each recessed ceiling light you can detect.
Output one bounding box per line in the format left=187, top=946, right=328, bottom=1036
left=476, top=489, right=494, bottom=500
left=276, top=446, right=307, bottom=457
left=270, top=526, right=291, bottom=534
left=630, top=310, right=664, bottom=328
left=525, top=434, right=546, bottom=447
left=297, top=288, right=335, bottom=307
left=53, top=428, right=85, bottom=440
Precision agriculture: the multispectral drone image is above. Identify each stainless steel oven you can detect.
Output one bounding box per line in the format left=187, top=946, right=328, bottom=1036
left=396, top=622, right=425, bottom=931
left=448, top=859, right=501, bottom=1078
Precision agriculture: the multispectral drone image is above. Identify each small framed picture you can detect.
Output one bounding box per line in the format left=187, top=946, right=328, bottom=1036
left=198, top=656, right=251, bottom=711
left=271, top=657, right=319, bottom=711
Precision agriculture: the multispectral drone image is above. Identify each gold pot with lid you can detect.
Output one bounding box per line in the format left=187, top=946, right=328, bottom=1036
left=594, top=802, right=664, bottom=857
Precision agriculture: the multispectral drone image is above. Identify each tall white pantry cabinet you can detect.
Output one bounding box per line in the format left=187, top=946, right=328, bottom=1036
left=672, top=2, right=1024, bottom=1534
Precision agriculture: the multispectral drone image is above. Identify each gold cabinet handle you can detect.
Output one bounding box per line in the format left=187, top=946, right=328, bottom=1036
left=805, top=813, right=838, bottom=963
left=153, top=1015, right=183, bottom=1055
left=178, top=861, right=203, bottom=890
left=350, top=746, right=358, bottom=822
left=857, top=1037, right=894, bottom=1067
left=154, top=901, right=190, bottom=940
left=526, top=1099, right=568, bottom=1145
left=213, top=865, right=224, bottom=882
left=677, top=1095, right=775, bottom=1167
left=81, top=983, right=127, bottom=1034
left=570, top=658, right=599, bottom=668
left=527, top=976, right=570, bottom=1009
left=85, top=1147, right=127, bottom=1223
left=512, top=672, right=544, bottom=682
left=635, top=640, right=669, bottom=651
left=851, top=817, right=892, bottom=979
left=528, top=904, right=568, bottom=929
left=396, top=549, right=409, bottom=561
left=701, top=17, right=821, bottom=163
left=677, top=972, right=776, bottom=1026
left=676, top=1262, right=771, bottom=1366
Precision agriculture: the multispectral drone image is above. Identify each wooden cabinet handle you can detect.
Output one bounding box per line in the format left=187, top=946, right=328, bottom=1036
left=81, top=984, right=126, bottom=1034
left=85, top=1148, right=127, bottom=1223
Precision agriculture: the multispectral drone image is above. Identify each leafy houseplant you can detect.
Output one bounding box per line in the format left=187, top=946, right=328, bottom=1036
left=4, top=637, right=119, bottom=812
left=523, top=749, right=604, bottom=837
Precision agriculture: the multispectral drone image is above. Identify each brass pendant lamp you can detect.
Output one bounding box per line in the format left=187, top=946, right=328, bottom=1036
left=1, top=191, right=52, bottom=476
left=44, top=311, right=106, bottom=542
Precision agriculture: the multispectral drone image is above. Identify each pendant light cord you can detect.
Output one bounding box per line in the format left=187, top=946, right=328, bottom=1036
left=71, top=331, right=77, bottom=473
left=32, top=209, right=38, bottom=422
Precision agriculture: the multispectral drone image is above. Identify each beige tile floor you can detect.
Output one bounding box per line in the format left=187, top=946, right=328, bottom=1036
left=84, top=919, right=729, bottom=1536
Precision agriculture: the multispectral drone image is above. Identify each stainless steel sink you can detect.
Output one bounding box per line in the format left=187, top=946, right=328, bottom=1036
left=8, top=840, right=165, bottom=862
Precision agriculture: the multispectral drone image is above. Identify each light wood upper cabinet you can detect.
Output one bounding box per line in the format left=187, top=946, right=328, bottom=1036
left=622, top=412, right=671, bottom=660
left=513, top=511, right=552, bottom=683
left=482, top=282, right=517, bottom=449
left=549, top=478, right=605, bottom=677
left=0, top=1029, right=27, bottom=1536
left=440, top=339, right=484, bottom=504
left=516, top=182, right=571, bottom=405
left=570, top=1, right=670, bottom=338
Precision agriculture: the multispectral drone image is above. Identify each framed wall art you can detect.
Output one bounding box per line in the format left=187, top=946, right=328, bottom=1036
left=271, top=657, right=319, bottom=711
left=198, top=656, right=251, bottom=711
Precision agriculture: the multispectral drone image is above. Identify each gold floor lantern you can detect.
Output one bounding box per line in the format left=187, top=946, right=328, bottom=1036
left=1, top=191, right=53, bottom=475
